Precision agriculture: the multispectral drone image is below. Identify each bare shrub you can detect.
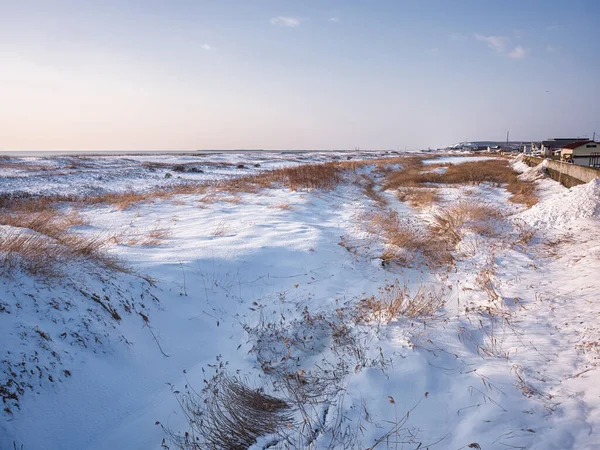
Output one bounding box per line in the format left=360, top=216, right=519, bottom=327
left=357, top=281, right=445, bottom=324
left=513, top=220, right=536, bottom=247
left=475, top=257, right=501, bottom=302
left=163, top=372, right=292, bottom=450
left=211, top=220, right=229, bottom=237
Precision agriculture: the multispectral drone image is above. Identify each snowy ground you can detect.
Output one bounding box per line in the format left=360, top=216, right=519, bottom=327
left=0, top=150, right=394, bottom=198
left=1, top=153, right=599, bottom=449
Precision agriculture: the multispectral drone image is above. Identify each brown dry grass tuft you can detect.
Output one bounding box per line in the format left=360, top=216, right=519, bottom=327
left=0, top=228, right=125, bottom=278
left=139, top=224, right=172, bottom=246
left=360, top=174, right=387, bottom=205
left=429, top=201, right=504, bottom=246
left=366, top=210, right=454, bottom=268
left=366, top=201, right=503, bottom=270
left=384, top=158, right=537, bottom=207
left=396, top=188, right=440, bottom=208
left=357, top=281, right=445, bottom=323
left=0, top=209, right=86, bottom=239
left=220, top=162, right=344, bottom=193
left=165, top=374, right=292, bottom=450
left=0, top=205, right=127, bottom=278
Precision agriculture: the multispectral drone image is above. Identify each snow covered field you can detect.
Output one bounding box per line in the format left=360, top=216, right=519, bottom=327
left=1, top=152, right=599, bottom=450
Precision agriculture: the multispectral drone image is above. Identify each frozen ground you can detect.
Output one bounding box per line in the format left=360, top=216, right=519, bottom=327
left=1, top=153, right=599, bottom=449
left=0, top=150, right=395, bottom=198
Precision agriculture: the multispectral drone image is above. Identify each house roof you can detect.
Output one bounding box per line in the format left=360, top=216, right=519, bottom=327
left=542, top=139, right=582, bottom=148
left=560, top=140, right=595, bottom=149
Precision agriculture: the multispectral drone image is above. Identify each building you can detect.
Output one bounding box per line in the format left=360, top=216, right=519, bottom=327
left=541, top=138, right=584, bottom=156
left=559, top=141, right=600, bottom=167
left=522, top=142, right=541, bottom=155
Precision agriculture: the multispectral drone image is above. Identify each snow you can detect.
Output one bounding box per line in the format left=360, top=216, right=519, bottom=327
left=517, top=178, right=600, bottom=229
left=2, top=152, right=600, bottom=449
left=0, top=150, right=393, bottom=197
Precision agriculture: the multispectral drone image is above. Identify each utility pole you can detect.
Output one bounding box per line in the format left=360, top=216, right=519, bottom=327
left=506, top=130, right=510, bottom=145
left=593, top=131, right=596, bottom=141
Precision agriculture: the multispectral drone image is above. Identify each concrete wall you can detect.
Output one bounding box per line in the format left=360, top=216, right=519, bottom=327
left=523, top=156, right=600, bottom=188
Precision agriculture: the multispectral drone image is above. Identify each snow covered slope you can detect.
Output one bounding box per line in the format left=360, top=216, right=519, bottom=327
left=1, top=154, right=599, bottom=449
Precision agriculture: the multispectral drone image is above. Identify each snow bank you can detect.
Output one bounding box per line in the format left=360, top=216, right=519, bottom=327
left=517, top=160, right=548, bottom=182
left=516, top=178, right=600, bottom=228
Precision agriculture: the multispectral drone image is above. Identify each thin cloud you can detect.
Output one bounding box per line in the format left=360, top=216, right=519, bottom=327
left=329, top=17, right=340, bottom=23
left=449, top=32, right=467, bottom=41
left=508, top=45, right=527, bottom=59
left=270, top=16, right=302, bottom=27
left=201, top=44, right=211, bottom=51
left=474, top=33, right=508, bottom=52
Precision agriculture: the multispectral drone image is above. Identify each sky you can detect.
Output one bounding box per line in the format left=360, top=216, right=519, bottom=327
left=1, top=0, right=599, bottom=151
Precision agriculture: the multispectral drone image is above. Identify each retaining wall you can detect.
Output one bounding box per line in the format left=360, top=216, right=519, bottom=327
left=523, top=157, right=600, bottom=188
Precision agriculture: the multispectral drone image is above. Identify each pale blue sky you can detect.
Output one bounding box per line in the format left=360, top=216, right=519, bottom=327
left=1, top=0, right=598, bottom=150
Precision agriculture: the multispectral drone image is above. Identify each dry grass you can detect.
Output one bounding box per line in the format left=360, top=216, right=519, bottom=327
left=475, top=265, right=501, bottom=302
left=0, top=228, right=125, bottom=278
left=271, top=202, right=293, bottom=210
left=0, top=160, right=347, bottom=217
left=0, top=205, right=127, bottom=278
left=357, top=281, right=445, bottom=323
left=219, top=162, right=344, bottom=193
left=88, top=184, right=208, bottom=210
left=366, top=201, right=504, bottom=269
left=366, top=209, right=454, bottom=268
left=512, top=220, right=536, bottom=248
left=396, top=188, right=440, bottom=208
left=384, top=158, right=537, bottom=207
left=211, top=220, right=229, bottom=237
left=429, top=201, right=504, bottom=246
left=359, top=174, right=387, bottom=205
left=0, top=209, right=86, bottom=239
left=136, top=224, right=172, bottom=246
left=164, top=374, right=292, bottom=450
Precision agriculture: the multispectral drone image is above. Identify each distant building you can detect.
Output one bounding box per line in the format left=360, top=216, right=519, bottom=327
left=559, top=141, right=600, bottom=167
left=541, top=138, right=584, bottom=157
left=522, top=142, right=541, bottom=155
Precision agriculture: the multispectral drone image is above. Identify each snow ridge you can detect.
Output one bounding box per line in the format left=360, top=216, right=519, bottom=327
left=517, top=177, right=600, bottom=228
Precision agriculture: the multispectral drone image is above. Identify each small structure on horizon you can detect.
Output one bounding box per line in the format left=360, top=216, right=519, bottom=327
left=523, top=142, right=542, bottom=155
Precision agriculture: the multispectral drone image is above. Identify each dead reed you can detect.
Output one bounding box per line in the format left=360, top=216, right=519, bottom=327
left=0, top=205, right=127, bottom=278
left=366, top=209, right=454, bottom=268
left=384, top=158, right=537, bottom=207
left=0, top=228, right=125, bottom=278
left=396, top=188, right=440, bottom=208
left=165, top=374, right=292, bottom=450
left=429, top=201, right=504, bottom=246
left=357, top=281, right=445, bottom=323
